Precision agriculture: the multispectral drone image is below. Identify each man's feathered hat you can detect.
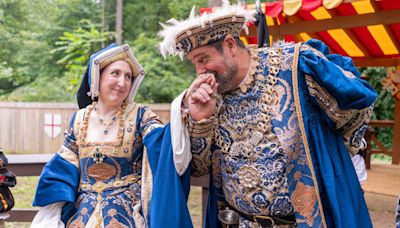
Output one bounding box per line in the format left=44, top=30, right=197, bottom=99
left=158, top=0, right=255, bottom=58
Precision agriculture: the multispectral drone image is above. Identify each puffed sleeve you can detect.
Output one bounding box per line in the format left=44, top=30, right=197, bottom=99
left=137, top=105, right=164, bottom=138
left=298, top=39, right=377, bottom=155
left=33, top=112, right=80, bottom=206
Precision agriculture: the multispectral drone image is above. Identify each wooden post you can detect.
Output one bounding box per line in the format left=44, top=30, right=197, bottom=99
left=115, top=0, right=123, bottom=44
left=365, top=127, right=373, bottom=169
left=392, top=99, right=400, bottom=164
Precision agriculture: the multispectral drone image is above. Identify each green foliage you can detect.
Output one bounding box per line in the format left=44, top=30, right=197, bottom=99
left=167, top=0, right=208, bottom=19
left=52, top=20, right=114, bottom=93
left=4, top=75, right=75, bottom=102
left=360, top=67, right=394, bottom=157
left=129, top=33, right=195, bottom=103
left=0, top=0, right=41, bottom=94
left=0, top=0, right=100, bottom=100
left=124, top=0, right=170, bottom=39
left=1, top=0, right=201, bottom=103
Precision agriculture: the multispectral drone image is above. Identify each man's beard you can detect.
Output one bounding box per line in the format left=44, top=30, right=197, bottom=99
left=209, top=58, right=238, bottom=94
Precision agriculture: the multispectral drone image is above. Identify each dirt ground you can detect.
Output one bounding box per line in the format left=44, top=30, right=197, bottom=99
left=365, top=192, right=397, bottom=228
left=363, top=163, right=399, bottom=228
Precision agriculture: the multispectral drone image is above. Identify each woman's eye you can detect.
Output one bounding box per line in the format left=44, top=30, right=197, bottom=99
left=111, top=71, right=118, bottom=76
left=125, top=75, right=132, bottom=80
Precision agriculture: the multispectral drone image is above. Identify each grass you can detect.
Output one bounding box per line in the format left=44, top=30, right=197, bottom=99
left=188, top=187, right=202, bottom=228
left=12, top=176, right=38, bottom=209
left=4, top=176, right=38, bottom=227
left=371, top=154, right=392, bottom=163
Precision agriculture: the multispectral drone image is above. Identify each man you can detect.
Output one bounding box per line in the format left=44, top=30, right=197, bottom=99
left=160, top=1, right=376, bottom=227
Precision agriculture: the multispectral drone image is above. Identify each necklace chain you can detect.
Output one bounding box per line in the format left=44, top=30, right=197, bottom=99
left=93, top=104, right=123, bottom=135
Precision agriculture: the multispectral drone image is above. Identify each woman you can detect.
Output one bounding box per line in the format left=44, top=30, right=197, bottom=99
left=31, top=44, right=192, bottom=228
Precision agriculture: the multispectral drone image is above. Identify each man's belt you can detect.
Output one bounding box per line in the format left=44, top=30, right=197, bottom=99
left=220, top=205, right=296, bottom=227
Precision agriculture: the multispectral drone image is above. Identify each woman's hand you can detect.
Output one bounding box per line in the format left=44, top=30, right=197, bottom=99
left=185, top=74, right=218, bottom=121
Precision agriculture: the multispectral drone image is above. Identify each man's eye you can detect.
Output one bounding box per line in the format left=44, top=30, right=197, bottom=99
left=198, top=57, right=207, bottom=64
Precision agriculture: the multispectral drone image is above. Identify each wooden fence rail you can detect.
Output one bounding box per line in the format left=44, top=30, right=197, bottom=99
left=365, top=120, right=395, bottom=169
left=3, top=154, right=209, bottom=224
left=0, top=102, right=170, bottom=154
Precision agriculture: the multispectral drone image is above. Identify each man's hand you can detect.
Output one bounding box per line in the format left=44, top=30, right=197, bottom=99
left=185, top=74, right=218, bottom=121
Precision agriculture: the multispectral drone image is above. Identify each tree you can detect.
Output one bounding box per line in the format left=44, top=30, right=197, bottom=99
left=361, top=67, right=394, bottom=150
left=52, top=20, right=114, bottom=93
left=129, top=33, right=195, bottom=103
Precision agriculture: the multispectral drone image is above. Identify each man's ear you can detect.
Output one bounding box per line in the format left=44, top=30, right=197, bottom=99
left=223, top=35, right=237, bottom=55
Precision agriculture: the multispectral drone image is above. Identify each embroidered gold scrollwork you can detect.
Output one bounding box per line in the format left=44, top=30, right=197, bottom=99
left=238, top=165, right=261, bottom=189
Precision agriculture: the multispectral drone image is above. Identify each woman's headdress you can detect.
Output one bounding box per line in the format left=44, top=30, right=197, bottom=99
left=77, top=44, right=145, bottom=109
left=158, top=0, right=255, bottom=59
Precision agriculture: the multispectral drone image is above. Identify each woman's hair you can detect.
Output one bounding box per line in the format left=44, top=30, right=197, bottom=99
left=99, top=59, right=135, bottom=81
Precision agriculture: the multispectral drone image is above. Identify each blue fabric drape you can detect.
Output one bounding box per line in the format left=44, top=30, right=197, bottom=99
left=144, top=124, right=193, bottom=228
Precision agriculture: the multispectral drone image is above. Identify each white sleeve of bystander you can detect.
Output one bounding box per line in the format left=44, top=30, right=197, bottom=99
left=351, top=154, right=368, bottom=186
left=30, top=202, right=65, bottom=228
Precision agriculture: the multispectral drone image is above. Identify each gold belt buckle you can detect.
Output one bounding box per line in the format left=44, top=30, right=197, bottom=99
left=254, top=215, right=275, bottom=226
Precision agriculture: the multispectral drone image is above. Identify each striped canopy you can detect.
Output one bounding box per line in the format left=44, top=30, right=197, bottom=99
left=201, top=0, right=400, bottom=67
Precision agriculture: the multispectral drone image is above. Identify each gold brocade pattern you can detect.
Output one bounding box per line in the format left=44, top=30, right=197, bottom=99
left=68, top=216, right=85, bottom=228
left=212, top=46, right=295, bottom=216
left=66, top=104, right=152, bottom=228
left=305, top=75, right=356, bottom=129
left=58, top=145, right=80, bottom=168
left=238, top=45, right=259, bottom=93
left=291, top=182, right=317, bottom=226
left=106, top=217, right=129, bottom=228
left=292, top=42, right=326, bottom=227
left=75, top=103, right=128, bottom=148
